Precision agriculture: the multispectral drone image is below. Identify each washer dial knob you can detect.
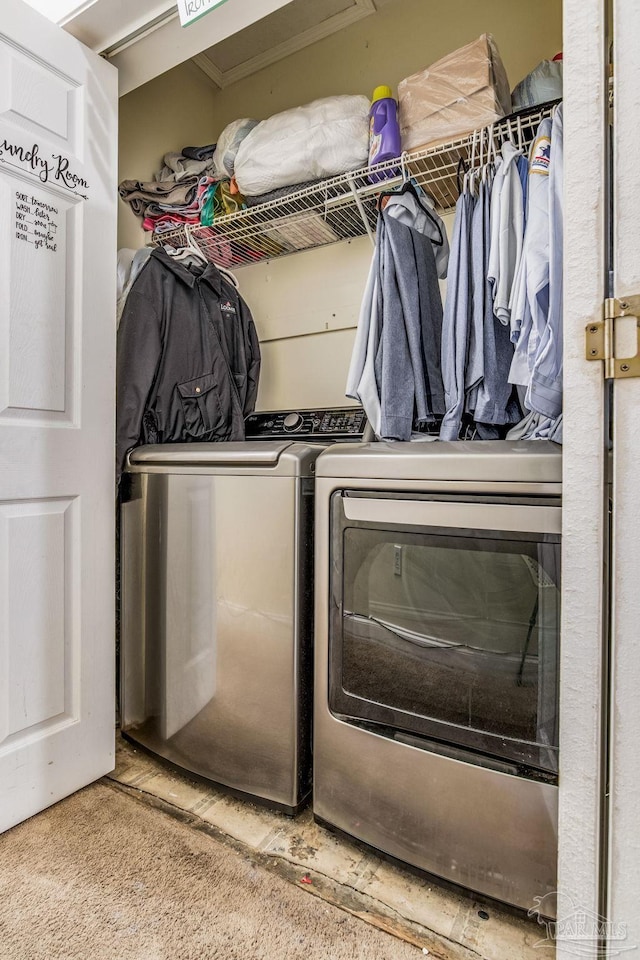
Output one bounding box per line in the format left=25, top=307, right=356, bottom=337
left=283, top=412, right=303, bottom=432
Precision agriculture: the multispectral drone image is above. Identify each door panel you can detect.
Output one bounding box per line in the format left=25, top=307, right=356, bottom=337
left=0, top=499, right=74, bottom=744
left=0, top=0, right=117, bottom=832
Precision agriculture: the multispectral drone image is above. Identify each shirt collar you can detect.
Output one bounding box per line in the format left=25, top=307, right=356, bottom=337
left=151, top=247, right=222, bottom=295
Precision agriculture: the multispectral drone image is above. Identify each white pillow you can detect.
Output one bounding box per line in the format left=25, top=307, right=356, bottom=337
left=234, top=95, right=370, bottom=197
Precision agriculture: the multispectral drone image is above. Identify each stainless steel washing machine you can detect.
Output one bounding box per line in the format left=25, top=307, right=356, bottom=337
left=313, top=440, right=562, bottom=910
left=119, top=407, right=366, bottom=814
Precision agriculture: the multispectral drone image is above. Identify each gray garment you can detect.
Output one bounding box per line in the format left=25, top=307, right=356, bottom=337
left=345, top=244, right=382, bottom=434
left=506, top=409, right=556, bottom=440
left=473, top=180, right=521, bottom=427
left=465, top=187, right=486, bottom=414
left=487, top=142, right=524, bottom=326
left=117, top=247, right=152, bottom=327
left=529, top=415, right=557, bottom=440
left=154, top=152, right=215, bottom=183
left=378, top=212, right=445, bottom=440
left=528, top=104, right=564, bottom=418
left=506, top=409, right=542, bottom=440
left=440, top=192, right=473, bottom=441
left=118, top=178, right=199, bottom=218
left=117, top=249, right=136, bottom=301
left=383, top=190, right=450, bottom=279
left=346, top=191, right=445, bottom=441
left=548, top=414, right=563, bottom=444
left=182, top=144, right=216, bottom=161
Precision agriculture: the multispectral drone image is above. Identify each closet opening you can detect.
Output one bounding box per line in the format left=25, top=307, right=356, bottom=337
left=115, top=0, right=567, bottom=932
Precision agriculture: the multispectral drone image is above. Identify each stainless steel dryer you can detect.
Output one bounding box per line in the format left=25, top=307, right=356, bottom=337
left=120, top=407, right=366, bottom=814
left=313, top=440, right=562, bottom=910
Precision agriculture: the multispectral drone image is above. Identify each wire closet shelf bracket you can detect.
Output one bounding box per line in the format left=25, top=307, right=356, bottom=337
left=152, top=102, right=556, bottom=270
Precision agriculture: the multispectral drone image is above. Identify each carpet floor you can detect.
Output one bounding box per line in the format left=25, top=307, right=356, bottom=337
left=0, top=782, right=421, bottom=960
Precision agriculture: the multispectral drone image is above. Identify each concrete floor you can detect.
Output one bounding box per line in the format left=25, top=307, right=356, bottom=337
left=109, top=736, right=554, bottom=960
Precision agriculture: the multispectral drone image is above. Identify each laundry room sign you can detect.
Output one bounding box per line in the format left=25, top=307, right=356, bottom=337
left=0, top=137, right=90, bottom=199
left=176, top=0, right=230, bottom=27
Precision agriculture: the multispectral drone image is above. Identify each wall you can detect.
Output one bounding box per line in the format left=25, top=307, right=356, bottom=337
left=118, top=59, right=218, bottom=228
left=118, top=0, right=562, bottom=410
left=236, top=236, right=371, bottom=410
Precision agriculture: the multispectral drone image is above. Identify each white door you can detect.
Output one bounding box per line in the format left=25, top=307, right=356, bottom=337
left=607, top=0, right=640, bottom=953
left=0, top=0, right=117, bottom=832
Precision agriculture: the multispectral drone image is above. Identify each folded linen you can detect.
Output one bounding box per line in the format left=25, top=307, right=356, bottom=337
left=154, top=151, right=215, bottom=183
left=119, top=178, right=199, bottom=218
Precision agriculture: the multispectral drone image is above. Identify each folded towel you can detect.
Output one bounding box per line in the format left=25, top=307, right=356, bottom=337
left=118, top=177, right=199, bottom=218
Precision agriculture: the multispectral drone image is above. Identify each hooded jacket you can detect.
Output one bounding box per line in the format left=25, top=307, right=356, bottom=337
left=116, top=248, right=260, bottom=476
left=346, top=189, right=447, bottom=440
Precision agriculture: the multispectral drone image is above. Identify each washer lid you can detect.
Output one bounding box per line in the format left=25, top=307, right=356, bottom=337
left=315, top=439, right=562, bottom=483
left=125, top=440, right=323, bottom=477
left=127, top=440, right=295, bottom=468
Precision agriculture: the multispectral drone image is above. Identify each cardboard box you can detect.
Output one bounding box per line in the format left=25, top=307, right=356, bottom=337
left=398, top=34, right=512, bottom=152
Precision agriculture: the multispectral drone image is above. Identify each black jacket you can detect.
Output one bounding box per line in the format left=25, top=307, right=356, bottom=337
left=116, top=249, right=260, bottom=475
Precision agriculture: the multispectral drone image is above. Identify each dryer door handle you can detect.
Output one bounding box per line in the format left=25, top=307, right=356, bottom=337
left=341, top=497, right=562, bottom=535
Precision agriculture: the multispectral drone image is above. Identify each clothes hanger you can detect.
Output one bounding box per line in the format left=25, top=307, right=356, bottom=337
left=375, top=150, right=410, bottom=207
left=456, top=155, right=469, bottom=197
left=488, top=123, right=497, bottom=164
left=164, top=230, right=240, bottom=289
left=163, top=224, right=208, bottom=264
left=470, top=128, right=478, bottom=174
left=400, top=150, right=409, bottom=185
left=378, top=164, right=445, bottom=246
left=387, top=179, right=445, bottom=246
left=488, top=125, right=501, bottom=183
left=218, top=266, right=239, bottom=289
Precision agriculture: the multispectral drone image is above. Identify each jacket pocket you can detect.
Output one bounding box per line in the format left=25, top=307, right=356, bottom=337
left=177, top=373, right=222, bottom=437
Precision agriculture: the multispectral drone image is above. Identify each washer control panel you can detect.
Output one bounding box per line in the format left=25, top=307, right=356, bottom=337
left=245, top=407, right=367, bottom=441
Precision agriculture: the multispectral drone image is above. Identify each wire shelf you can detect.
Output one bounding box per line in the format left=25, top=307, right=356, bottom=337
left=153, top=102, right=557, bottom=270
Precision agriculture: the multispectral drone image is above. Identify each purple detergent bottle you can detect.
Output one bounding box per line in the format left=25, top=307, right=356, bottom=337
left=368, top=85, right=402, bottom=183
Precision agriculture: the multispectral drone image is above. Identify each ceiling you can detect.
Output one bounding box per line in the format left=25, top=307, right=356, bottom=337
left=22, top=0, right=397, bottom=97
left=192, top=0, right=379, bottom=89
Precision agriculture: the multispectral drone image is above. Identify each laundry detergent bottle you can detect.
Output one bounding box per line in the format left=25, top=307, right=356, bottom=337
left=368, top=85, right=401, bottom=182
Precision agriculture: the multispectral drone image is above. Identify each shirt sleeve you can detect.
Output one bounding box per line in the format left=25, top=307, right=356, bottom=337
left=116, top=288, right=162, bottom=478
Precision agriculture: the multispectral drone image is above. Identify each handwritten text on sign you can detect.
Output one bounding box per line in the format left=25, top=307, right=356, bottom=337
left=15, top=191, right=60, bottom=253
left=10, top=189, right=68, bottom=413
left=176, top=0, right=230, bottom=28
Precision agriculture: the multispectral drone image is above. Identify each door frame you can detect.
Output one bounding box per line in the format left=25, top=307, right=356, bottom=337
left=557, top=0, right=610, bottom=952
left=606, top=0, right=640, bottom=952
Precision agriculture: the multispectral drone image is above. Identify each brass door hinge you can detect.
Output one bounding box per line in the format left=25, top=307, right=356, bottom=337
left=585, top=295, right=640, bottom=379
